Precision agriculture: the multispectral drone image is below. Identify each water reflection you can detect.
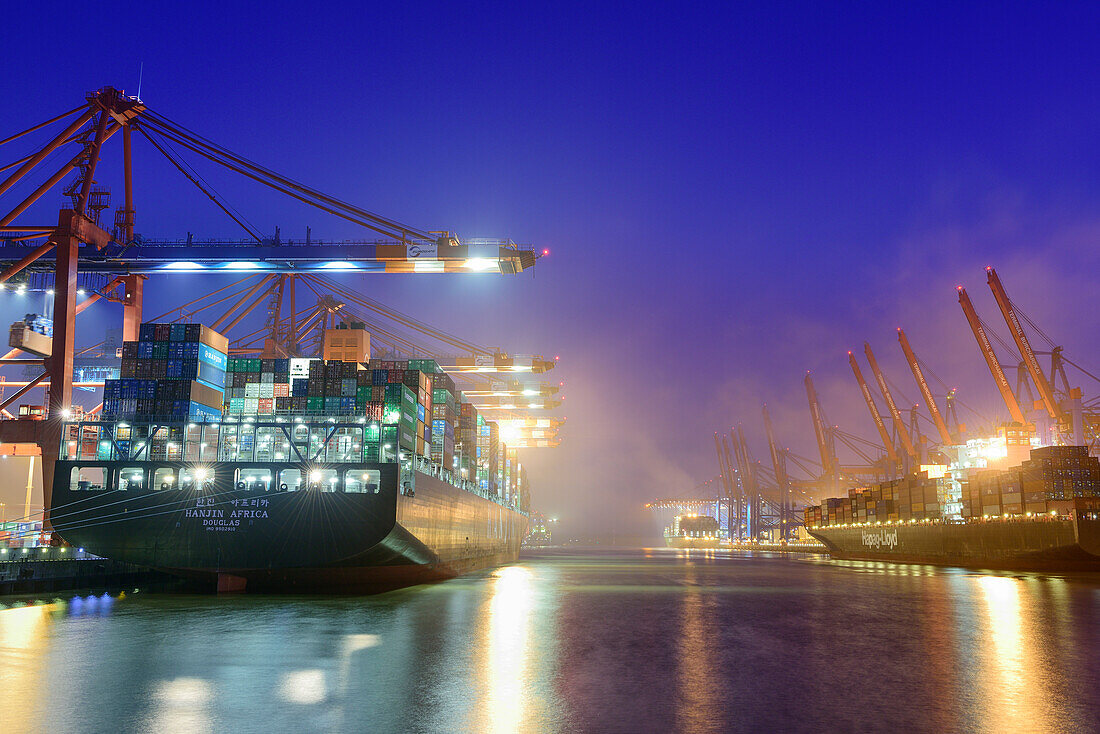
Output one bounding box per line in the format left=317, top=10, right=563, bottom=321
left=0, top=552, right=1097, bottom=733
left=69, top=592, right=115, bottom=617
left=473, top=565, right=536, bottom=733
left=151, top=676, right=213, bottom=733
left=676, top=562, right=719, bottom=734
left=0, top=601, right=64, bottom=732
left=973, top=575, right=1068, bottom=734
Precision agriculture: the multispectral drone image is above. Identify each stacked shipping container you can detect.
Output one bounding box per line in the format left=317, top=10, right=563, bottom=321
left=806, top=473, right=949, bottom=528
left=964, top=446, right=1100, bottom=518
left=97, top=325, right=523, bottom=499
left=226, top=357, right=291, bottom=415
left=103, top=323, right=229, bottom=420
left=805, top=446, right=1100, bottom=528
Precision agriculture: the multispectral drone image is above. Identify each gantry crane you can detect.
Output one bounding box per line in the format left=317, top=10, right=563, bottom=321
left=896, top=328, right=957, bottom=445
left=803, top=370, right=891, bottom=493
left=762, top=403, right=797, bottom=540
left=804, top=372, right=838, bottom=488
left=713, top=432, right=738, bottom=538
left=863, top=343, right=920, bottom=466
left=0, top=86, right=542, bottom=422
left=985, top=267, right=1064, bottom=425
left=721, top=432, right=746, bottom=538
left=956, top=285, right=1028, bottom=425
left=983, top=266, right=1086, bottom=445
left=848, top=351, right=901, bottom=467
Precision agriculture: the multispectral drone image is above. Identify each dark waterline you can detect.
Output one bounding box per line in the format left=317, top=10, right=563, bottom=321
left=2, top=548, right=1099, bottom=733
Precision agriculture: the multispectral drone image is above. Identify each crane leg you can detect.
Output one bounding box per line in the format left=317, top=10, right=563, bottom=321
left=122, top=274, right=145, bottom=341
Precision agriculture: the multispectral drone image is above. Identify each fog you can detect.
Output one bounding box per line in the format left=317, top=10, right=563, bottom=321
left=1, top=6, right=1098, bottom=540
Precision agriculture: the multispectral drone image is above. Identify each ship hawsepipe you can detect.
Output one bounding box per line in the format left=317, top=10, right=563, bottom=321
left=50, top=421, right=526, bottom=592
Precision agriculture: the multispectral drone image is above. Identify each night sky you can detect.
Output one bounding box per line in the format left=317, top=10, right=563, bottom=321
left=2, top=3, right=1099, bottom=535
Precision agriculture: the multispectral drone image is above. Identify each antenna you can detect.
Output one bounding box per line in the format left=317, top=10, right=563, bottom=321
left=137, top=61, right=144, bottom=100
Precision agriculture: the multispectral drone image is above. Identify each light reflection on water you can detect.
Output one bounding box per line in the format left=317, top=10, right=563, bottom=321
left=474, top=566, right=536, bottom=733
left=0, top=550, right=1097, bottom=733
left=676, top=561, right=720, bottom=734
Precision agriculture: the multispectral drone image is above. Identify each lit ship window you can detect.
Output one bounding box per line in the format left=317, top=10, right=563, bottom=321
left=70, top=466, right=105, bottom=492
left=116, top=468, right=146, bottom=491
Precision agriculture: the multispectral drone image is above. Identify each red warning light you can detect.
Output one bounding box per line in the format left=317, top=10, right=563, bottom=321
left=554, top=355, right=560, bottom=360
left=542, top=249, right=550, bottom=256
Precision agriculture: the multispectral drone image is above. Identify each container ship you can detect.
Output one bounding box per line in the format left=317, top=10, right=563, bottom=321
left=664, top=514, right=722, bottom=549
left=48, top=322, right=530, bottom=592
left=804, top=445, right=1100, bottom=571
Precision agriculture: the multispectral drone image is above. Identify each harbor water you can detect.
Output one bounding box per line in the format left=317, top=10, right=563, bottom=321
left=2, top=548, right=1099, bottom=733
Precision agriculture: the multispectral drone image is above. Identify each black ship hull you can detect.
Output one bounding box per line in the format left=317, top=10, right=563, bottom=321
left=809, top=517, right=1100, bottom=572
left=51, top=460, right=527, bottom=592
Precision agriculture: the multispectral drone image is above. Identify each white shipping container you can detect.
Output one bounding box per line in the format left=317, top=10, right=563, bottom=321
left=289, top=358, right=312, bottom=378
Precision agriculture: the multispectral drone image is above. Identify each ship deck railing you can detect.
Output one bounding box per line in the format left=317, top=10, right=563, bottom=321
left=807, top=513, right=1076, bottom=530
left=61, top=418, right=525, bottom=516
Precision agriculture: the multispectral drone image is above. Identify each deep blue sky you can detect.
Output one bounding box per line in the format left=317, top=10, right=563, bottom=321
left=2, top=3, right=1099, bottom=534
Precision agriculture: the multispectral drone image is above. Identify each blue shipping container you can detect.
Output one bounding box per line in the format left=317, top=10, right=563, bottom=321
left=188, top=401, right=223, bottom=421
left=195, top=360, right=226, bottom=390
left=198, top=343, right=228, bottom=371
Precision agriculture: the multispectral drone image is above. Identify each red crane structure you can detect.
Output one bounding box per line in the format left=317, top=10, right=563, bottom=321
left=985, top=267, right=1065, bottom=427
left=0, top=86, right=549, bottom=513
left=863, top=342, right=920, bottom=467
left=956, top=285, right=1028, bottom=426
left=0, top=86, right=542, bottom=423
left=848, top=350, right=900, bottom=468
left=896, top=327, right=957, bottom=446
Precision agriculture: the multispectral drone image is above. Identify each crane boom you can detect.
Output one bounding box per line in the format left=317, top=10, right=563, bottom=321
left=735, top=426, right=758, bottom=495
left=985, top=266, right=1066, bottom=423
left=714, top=432, right=734, bottom=498
left=897, top=328, right=954, bottom=445
left=762, top=403, right=791, bottom=493
left=957, top=285, right=1027, bottom=424
left=804, top=372, right=835, bottom=474
left=848, top=351, right=900, bottom=462
left=863, top=342, right=919, bottom=462
left=721, top=434, right=739, bottom=498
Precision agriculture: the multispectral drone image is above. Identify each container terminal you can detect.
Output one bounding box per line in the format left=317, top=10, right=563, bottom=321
left=0, top=87, right=565, bottom=592
left=690, top=266, right=1100, bottom=571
